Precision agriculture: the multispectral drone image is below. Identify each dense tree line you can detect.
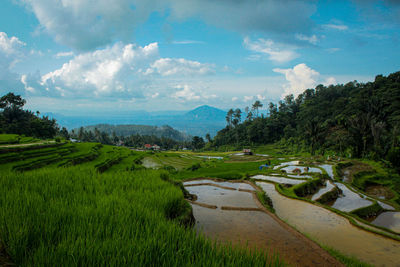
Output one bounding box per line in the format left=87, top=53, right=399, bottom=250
left=0, top=92, right=59, bottom=139
left=212, top=71, right=400, bottom=167
left=71, top=126, right=199, bottom=150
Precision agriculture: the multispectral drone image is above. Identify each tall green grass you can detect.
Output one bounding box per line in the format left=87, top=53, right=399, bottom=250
left=0, top=167, right=281, bottom=266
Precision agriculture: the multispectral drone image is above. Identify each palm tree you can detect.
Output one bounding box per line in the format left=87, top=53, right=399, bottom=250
left=252, top=100, right=263, bottom=117
left=226, top=109, right=234, bottom=127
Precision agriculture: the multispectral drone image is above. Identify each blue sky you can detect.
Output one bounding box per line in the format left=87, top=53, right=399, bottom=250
left=0, top=0, right=399, bottom=114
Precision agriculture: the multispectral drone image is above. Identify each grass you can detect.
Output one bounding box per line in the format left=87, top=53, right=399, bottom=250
left=0, top=134, right=40, bottom=145
left=0, top=142, right=283, bottom=266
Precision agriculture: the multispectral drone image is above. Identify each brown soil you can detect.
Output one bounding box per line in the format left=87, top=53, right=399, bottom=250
left=341, top=162, right=374, bottom=183
left=365, top=185, right=395, bottom=200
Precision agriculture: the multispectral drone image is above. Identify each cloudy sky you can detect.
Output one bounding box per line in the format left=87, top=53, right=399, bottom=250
left=0, top=0, right=399, bottom=114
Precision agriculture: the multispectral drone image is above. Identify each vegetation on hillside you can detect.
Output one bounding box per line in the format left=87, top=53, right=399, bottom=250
left=212, top=71, right=400, bottom=170
left=0, top=92, right=58, bottom=139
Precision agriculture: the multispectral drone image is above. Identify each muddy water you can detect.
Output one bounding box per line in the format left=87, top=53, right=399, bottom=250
left=332, top=183, right=373, bottom=212
left=252, top=175, right=307, bottom=185
left=312, top=180, right=335, bottom=201
left=257, top=182, right=400, bottom=267
left=185, top=180, right=341, bottom=266
left=287, top=174, right=313, bottom=179
left=372, top=212, right=400, bottom=234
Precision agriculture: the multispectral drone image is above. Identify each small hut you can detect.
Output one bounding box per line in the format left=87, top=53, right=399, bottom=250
left=243, top=148, right=253, bottom=155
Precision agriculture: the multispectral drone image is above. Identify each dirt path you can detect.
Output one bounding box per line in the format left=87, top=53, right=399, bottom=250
left=184, top=179, right=343, bottom=267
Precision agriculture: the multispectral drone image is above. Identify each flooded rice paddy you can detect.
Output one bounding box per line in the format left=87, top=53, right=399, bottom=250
left=312, top=180, right=335, bottom=201
left=319, top=164, right=334, bottom=178
left=251, top=175, right=308, bottom=185
left=184, top=179, right=341, bottom=266
left=257, top=182, right=400, bottom=267
left=196, top=155, right=224, bottom=160
left=280, top=165, right=322, bottom=174
left=372, top=212, right=400, bottom=234
left=331, top=183, right=373, bottom=212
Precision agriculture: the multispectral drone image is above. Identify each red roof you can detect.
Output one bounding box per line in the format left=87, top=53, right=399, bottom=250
left=144, top=144, right=152, bottom=148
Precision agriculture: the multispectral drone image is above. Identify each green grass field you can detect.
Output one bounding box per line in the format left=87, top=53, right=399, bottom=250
left=0, top=137, right=282, bottom=266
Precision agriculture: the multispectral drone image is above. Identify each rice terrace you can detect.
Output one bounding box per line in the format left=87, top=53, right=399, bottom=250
left=1, top=0, right=400, bottom=266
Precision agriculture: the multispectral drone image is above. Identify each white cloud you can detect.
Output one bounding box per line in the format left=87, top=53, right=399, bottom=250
left=55, top=51, right=74, bottom=58
left=146, top=58, right=214, bottom=76
left=244, top=95, right=253, bottom=102
left=243, top=37, right=299, bottom=63
left=21, top=0, right=316, bottom=50
left=0, top=32, right=26, bottom=94
left=232, top=96, right=238, bottom=101
left=39, top=42, right=159, bottom=97
left=295, top=34, right=318, bottom=45
left=151, top=92, right=159, bottom=98
left=323, top=24, right=348, bottom=31
left=273, top=63, right=336, bottom=98
left=256, top=94, right=266, bottom=101
left=0, top=32, right=25, bottom=56
left=172, top=84, right=217, bottom=101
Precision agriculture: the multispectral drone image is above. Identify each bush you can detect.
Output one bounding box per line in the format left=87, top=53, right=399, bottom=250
left=387, top=147, right=400, bottom=169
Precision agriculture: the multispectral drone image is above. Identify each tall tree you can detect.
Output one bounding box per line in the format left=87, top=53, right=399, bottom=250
left=252, top=100, right=263, bottom=117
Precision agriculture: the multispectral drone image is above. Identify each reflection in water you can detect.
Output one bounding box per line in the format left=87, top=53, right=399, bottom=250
left=186, top=185, right=258, bottom=208
left=251, top=175, right=307, bottom=185
left=332, top=183, right=373, bottom=212
left=186, top=180, right=340, bottom=266
left=281, top=165, right=322, bottom=174
left=372, top=212, right=400, bottom=234
left=196, top=155, right=223, bottom=160
left=319, top=164, right=334, bottom=178
left=312, top=180, right=335, bottom=201
left=183, top=179, right=255, bottom=191
left=257, top=182, right=400, bottom=267
left=273, top=161, right=300, bottom=169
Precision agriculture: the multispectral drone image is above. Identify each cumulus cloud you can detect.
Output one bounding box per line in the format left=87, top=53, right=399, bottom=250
left=39, top=42, right=159, bottom=97
left=21, top=0, right=316, bottom=50
left=172, top=84, right=217, bottom=102
left=0, top=32, right=26, bottom=94
left=273, top=63, right=336, bottom=98
left=145, top=58, right=214, bottom=76
left=243, top=37, right=299, bottom=63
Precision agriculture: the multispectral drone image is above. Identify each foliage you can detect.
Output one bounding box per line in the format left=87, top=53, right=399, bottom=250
left=0, top=93, right=59, bottom=139
left=212, top=71, right=400, bottom=163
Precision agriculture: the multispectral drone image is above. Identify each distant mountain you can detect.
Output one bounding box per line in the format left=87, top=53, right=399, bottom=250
left=81, top=124, right=189, bottom=141
left=47, top=105, right=228, bottom=137
left=185, top=105, right=227, bottom=120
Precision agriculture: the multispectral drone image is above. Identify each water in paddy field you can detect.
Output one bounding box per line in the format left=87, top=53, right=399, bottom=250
left=184, top=179, right=341, bottom=266
left=280, top=165, right=322, bottom=174
left=311, top=180, right=335, bottom=201
left=319, top=164, right=334, bottom=178
left=257, top=181, right=400, bottom=267
left=251, top=175, right=307, bottom=185
left=331, top=183, right=373, bottom=212
left=273, top=161, right=300, bottom=169
left=196, top=155, right=223, bottom=160
left=372, top=212, right=400, bottom=234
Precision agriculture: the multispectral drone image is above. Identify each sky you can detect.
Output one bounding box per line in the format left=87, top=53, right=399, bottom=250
left=0, top=0, right=399, bottom=114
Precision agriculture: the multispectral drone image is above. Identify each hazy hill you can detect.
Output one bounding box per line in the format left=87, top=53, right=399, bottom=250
left=81, top=124, right=189, bottom=141
left=47, top=105, right=227, bottom=137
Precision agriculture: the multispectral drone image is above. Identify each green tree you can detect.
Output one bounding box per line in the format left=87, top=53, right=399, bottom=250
left=252, top=100, right=263, bottom=117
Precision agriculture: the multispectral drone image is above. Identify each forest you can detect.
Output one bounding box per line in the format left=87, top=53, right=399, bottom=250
left=212, top=71, right=400, bottom=169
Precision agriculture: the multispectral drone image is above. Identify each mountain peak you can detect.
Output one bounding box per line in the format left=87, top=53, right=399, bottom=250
left=185, top=105, right=226, bottom=120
